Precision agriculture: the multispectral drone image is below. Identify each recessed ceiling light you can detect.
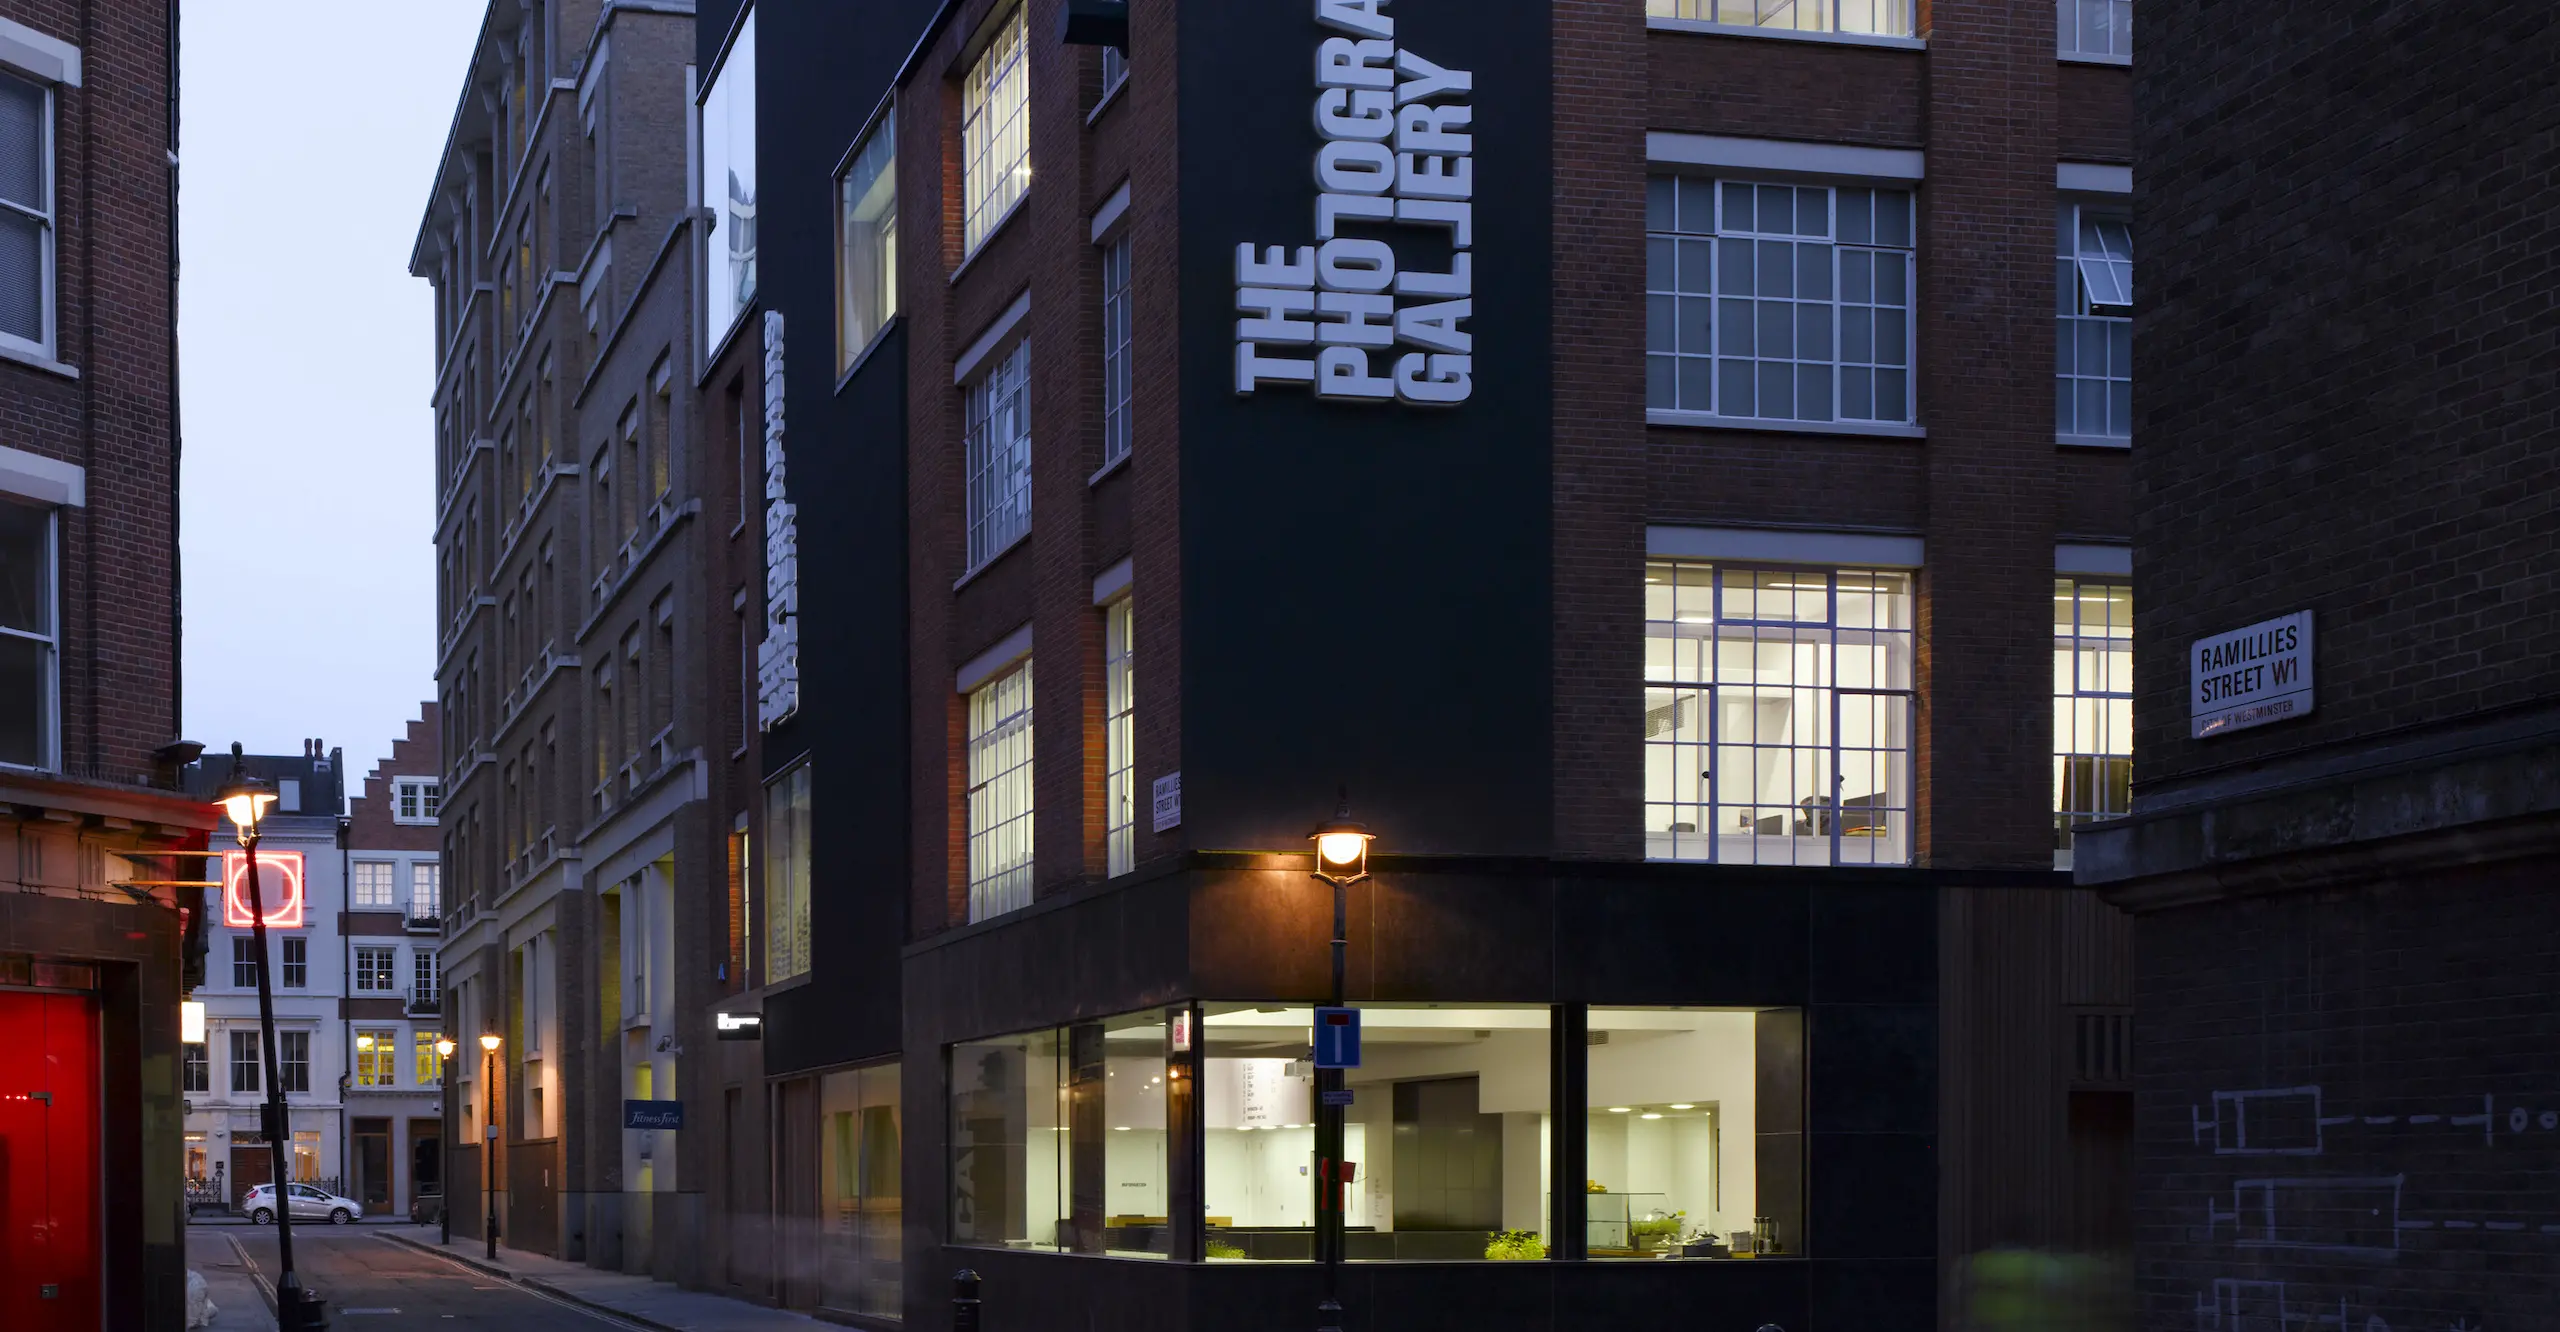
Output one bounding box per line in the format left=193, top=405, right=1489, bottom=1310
left=1607, top=1106, right=1632, bottom=1114
left=1113, top=1126, right=1132, bottom=1132
left=1640, top=1113, right=1664, bottom=1120
left=1669, top=1104, right=1695, bottom=1110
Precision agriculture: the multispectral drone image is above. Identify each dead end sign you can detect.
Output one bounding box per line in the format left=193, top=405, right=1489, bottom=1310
left=2192, top=611, right=2313, bottom=738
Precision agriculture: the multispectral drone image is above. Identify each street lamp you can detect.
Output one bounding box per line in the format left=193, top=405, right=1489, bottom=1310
left=215, top=745, right=323, bottom=1332
left=1306, top=793, right=1372, bottom=1332
left=480, top=1031, right=502, bottom=1261
left=435, top=1037, right=457, bottom=1243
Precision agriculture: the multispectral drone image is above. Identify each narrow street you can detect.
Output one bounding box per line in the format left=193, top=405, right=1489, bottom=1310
left=217, top=1228, right=651, bottom=1330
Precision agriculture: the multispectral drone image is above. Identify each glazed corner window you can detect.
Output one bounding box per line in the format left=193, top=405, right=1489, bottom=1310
left=835, top=105, right=899, bottom=372
left=1103, top=598, right=1136, bottom=877
left=393, top=776, right=442, bottom=824
left=964, top=341, right=1032, bottom=570
left=2057, top=204, right=2133, bottom=442
left=960, top=5, right=1031, bottom=254
left=2059, top=0, right=2132, bottom=59
left=0, top=498, right=59, bottom=771
left=2054, top=579, right=2132, bottom=868
left=821, top=1062, right=905, bottom=1313
left=764, top=763, right=812, bottom=983
left=1642, top=560, right=1915, bottom=866
left=1588, top=1008, right=1804, bottom=1260
left=1646, top=177, right=1915, bottom=425
left=352, top=860, right=396, bottom=909
left=1099, top=234, right=1133, bottom=469
left=966, top=661, right=1035, bottom=921
left=1644, top=0, right=1913, bottom=39
left=0, top=69, right=57, bottom=357
left=701, top=5, right=760, bottom=342
left=950, top=1009, right=1170, bottom=1256
left=1200, top=1004, right=1553, bottom=1262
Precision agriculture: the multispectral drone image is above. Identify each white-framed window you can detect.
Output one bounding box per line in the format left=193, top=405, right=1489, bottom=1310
left=960, top=5, right=1031, bottom=254
left=1647, top=177, right=1916, bottom=426
left=352, top=861, right=396, bottom=909
left=965, top=341, right=1032, bottom=570
left=2059, top=0, right=2131, bottom=59
left=1099, top=234, right=1133, bottom=470
left=967, top=661, right=1035, bottom=920
left=411, top=862, right=442, bottom=919
left=836, top=104, right=898, bottom=373
left=413, top=949, right=441, bottom=1005
left=764, top=763, right=812, bottom=982
left=1646, top=0, right=1914, bottom=40
left=181, top=1043, right=208, bottom=1093
left=230, top=936, right=259, bottom=988
left=281, top=937, right=306, bottom=989
left=702, top=5, right=760, bottom=344
left=277, top=1030, right=310, bottom=1094
left=2054, top=579, right=2131, bottom=868
left=1100, top=44, right=1128, bottom=102
left=355, top=1029, right=399, bottom=1087
left=1644, top=560, right=1915, bottom=866
left=392, top=776, right=442, bottom=824
left=0, top=69, right=57, bottom=358
left=0, top=498, right=56, bottom=770
left=2057, top=203, right=2132, bottom=442
left=229, top=1031, right=260, bottom=1094
left=1103, top=597, right=1135, bottom=877
left=354, top=946, right=396, bottom=993
left=415, top=1031, right=446, bottom=1086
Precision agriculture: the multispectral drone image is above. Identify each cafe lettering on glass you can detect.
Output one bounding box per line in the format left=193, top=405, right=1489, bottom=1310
left=2191, top=610, right=2314, bottom=738
left=1233, top=0, right=1475, bottom=406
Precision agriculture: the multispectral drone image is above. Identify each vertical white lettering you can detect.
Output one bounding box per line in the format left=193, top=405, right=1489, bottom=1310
left=1314, top=346, right=1394, bottom=399
left=1316, top=38, right=1396, bottom=89
left=1315, top=0, right=1394, bottom=40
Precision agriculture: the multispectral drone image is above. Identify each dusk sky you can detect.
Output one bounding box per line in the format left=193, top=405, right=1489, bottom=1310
left=176, top=2, right=484, bottom=774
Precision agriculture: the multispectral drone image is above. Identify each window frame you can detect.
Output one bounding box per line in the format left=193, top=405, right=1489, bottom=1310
left=965, top=659, right=1036, bottom=921
left=2053, top=577, right=2133, bottom=868
left=2057, top=0, right=2133, bottom=62
left=351, top=860, right=396, bottom=910
left=763, top=761, right=813, bottom=984
left=355, top=1027, right=400, bottom=1088
left=1103, top=595, right=1135, bottom=877
left=1097, top=232, right=1133, bottom=473
left=0, top=499, right=58, bottom=772
left=834, top=100, right=900, bottom=377
left=963, top=339, right=1033, bottom=573
left=699, top=3, right=761, bottom=356
left=2056, top=200, right=2133, bottom=446
left=960, top=5, right=1032, bottom=256
left=1643, top=0, right=1919, bottom=44
left=229, top=1030, right=260, bottom=1094
left=391, top=776, right=443, bottom=825
left=354, top=946, right=397, bottom=994
left=0, top=68, right=59, bottom=360
left=277, top=1029, right=310, bottom=1095
left=231, top=935, right=259, bottom=989
left=280, top=936, right=307, bottom=990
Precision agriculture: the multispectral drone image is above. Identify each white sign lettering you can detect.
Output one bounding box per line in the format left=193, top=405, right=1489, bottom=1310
left=757, top=311, right=801, bottom=731
left=1152, top=771, right=1182, bottom=833
left=1235, top=1, right=1473, bottom=406
left=2192, top=611, right=2313, bottom=738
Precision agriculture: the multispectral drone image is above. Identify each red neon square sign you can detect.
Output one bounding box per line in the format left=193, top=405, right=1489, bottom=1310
left=223, top=850, right=306, bottom=928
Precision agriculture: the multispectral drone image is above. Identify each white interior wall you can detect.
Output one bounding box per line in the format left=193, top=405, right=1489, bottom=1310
left=1587, top=1013, right=1756, bottom=1235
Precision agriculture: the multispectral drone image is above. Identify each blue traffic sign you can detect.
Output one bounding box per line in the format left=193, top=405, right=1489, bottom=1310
left=1313, top=1007, right=1361, bottom=1069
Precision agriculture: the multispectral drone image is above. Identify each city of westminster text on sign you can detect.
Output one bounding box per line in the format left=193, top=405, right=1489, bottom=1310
left=1234, top=0, right=1476, bottom=406
left=2192, top=611, right=2313, bottom=738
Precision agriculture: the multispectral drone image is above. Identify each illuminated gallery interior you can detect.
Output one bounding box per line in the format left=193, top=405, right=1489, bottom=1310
left=948, top=1005, right=1804, bottom=1262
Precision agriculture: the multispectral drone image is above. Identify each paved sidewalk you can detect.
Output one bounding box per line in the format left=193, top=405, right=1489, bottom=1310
left=377, top=1225, right=821, bottom=1331
left=182, top=1229, right=276, bottom=1331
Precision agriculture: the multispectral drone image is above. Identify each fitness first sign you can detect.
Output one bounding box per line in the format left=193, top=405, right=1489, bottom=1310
left=2192, top=611, right=2313, bottom=738
left=1233, top=0, right=1475, bottom=406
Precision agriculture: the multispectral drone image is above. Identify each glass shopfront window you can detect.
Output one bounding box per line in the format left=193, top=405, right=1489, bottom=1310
left=820, top=1062, right=902, bottom=1317
left=1586, top=1007, right=1803, bottom=1260
left=1201, top=1004, right=1551, bottom=1262
left=950, top=1009, right=1170, bottom=1258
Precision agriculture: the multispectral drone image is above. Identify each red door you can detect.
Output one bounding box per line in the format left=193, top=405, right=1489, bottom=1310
left=0, top=990, right=100, bottom=1331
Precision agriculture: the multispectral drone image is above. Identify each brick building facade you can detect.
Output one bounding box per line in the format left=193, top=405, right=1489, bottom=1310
left=0, top=2, right=211, bottom=1328
left=2077, top=3, right=2560, bottom=1330
left=343, top=710, right=449, bottom=1220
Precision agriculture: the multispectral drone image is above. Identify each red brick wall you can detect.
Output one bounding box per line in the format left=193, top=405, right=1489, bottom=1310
left=348, top=705, right=444, bottom=852
left=0, top=0, right=179, bottom=779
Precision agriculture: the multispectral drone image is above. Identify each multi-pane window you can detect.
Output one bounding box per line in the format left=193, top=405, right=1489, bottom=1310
left=393, top=777, right=442, bottom=824
left=702, top=6, right=760, bottom=339
left=354, top=946, right=396, bottom=993
left=1099, top=235, right=1133, bottom=469
left=415, top=1032, right=446, bottom=1086
left=836, top=105, right=899, bottom=371
left=0, top=500, right=56, bottom=770
left=965, top=341, right=1032, bottom=570
left=278, top=1030, right=310, bottom=1094
left=413, top=950, right=441, bottom=1005
left=1100, top=44, right=1128, bottom=101
left=356, top=1029, right=399, bottom=1087
left=412, top=862, right=442, bottom=919
left=1646, top=178, right=1915, bottom=425
left=181, top=1043, right=209, bottom=1093
left=0, top=70, right=55, bottom=353
left=231, top=936, right=259, bottom=988
left=2057, top=205, right=2133, bottom=441
left=2059, top=0, right=2131, bottom=58
left=765, top=764, right=812, bottom=983
left=961, top=5, right=1031, bottom=253
left=1645, top=0, right=1914, bottom=40
left=352, top=861, right=396, bottom=909
left=1643, top=561, right=1915, bottom=866
left=230, top=1031, right=260, bottom=1094
left=2055, top=580, right=2132, bottom=866
left=967, top=662, right=1036, bottom=920
left=281, top=937, right=306, bottom=989
left=1104, top=598, right=1136, bottom=877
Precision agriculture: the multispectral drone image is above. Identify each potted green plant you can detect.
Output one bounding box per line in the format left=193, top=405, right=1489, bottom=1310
left=1484, top=1229, right=1547, bottom=1261
left=1629, top=1211, right=1685, bottom=1254
left=1206, top=1240, right=1248, bottom=1260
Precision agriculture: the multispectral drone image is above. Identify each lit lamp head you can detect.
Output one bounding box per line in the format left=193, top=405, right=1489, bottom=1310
left=434, top=1037, right=457, bottom=1059
left=479, top=1032, right=502, bottom=1054
left=1308, top=791, right=1374, bottom=884
left=213, top=743, right=279, bottom=847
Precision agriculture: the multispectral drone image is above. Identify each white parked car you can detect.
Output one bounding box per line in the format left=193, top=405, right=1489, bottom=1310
left=237, top=1182, right=362, bottom=1225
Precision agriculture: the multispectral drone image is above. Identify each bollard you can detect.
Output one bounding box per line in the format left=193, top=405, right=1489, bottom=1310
left=952, top=1268, right=982, bottom=1332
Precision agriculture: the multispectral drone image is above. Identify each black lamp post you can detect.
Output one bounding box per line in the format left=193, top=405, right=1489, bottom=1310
left=435, top=1036, right=457, bottom=1244
left=1307, top=795, right=1373, bottom=1332
left=479, top=1031, right=503, bottom=1261
left=215, top=745, right=324, bottom=1331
